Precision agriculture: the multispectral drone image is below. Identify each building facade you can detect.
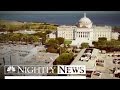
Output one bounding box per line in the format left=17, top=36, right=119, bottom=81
left=48, top=31, right=56, bottom=39
left=49, top=13, right=119, bottom=47
left=57, top=25, right=76, bottom=40
left=93, top=25, right=112, bottom=41
left=111, top=32, right=119, bottom=40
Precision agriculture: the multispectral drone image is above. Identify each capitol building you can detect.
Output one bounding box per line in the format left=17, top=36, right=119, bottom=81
left=49, top=13, right=119, bottom=47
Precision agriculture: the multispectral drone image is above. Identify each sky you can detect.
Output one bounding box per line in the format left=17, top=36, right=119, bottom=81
left=0, top=11, right=120, bottom=14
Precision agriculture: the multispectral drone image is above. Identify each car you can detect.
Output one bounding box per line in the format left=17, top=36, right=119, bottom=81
left=114, top=73, right=120, bottom=78
left=93, top=71, right=101, bottom=76
left=113, top=61, right=116, bottom=64
left=117, top=55, right=120, bottom=57
left=85, top=49, right=93, bottom=53
left=118, top=62, right=120, bottom=64
left=113, top=59, right=117, bottom=64
left=96, top=62, right=104, bottom=67
left=80, top=55, right=90, bottom=61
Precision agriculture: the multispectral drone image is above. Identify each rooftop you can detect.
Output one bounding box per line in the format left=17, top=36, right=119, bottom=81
left=73, top=60, right=96, bottom=71
left=20, top=52, right=59, bottom=65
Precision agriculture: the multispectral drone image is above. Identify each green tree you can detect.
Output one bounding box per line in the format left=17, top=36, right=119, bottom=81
left=0, top=34, right=6, bottom=42
left=28, top=35, right=35, bottom=44
left=45, top=30, right=52, bottom=34
left=32, top=35, right=39, bottom=43
left=81, top=43, right=89, bottom=49
left=98, top=37, right=107, bottom=42
left=9, top=33, right=20, bottom=43
left=56, top=37, right=65, bottom=45
left=58, top=47, right=68, bottom=55
left=45, top=39, right=59, bottom=53
left=54, top=53, right=74, bottom=65
left=97, top=37, right=107, bottom=49
left=93, top=37, right=120, bottom=52
left=46, top=39, right=58, bottom=47
left=22, top=34, right=30, bottom=44
left=46, top=46, right=58, bottom=53
left=34, top=32, right=47, bottom=44
left=0, top=24, right=6, bottom=31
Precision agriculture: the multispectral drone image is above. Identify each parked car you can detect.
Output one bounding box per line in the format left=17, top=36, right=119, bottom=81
left=93, top=71, right=101, bottom=76
left=80, top=54, right=90, bottom=61
left=113, top=59, right=120, bottom=64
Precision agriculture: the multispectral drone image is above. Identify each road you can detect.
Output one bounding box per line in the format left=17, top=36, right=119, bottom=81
left=71, top=48, right=86, bottom=65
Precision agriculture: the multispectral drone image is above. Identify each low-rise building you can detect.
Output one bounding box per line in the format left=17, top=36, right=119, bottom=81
left=0, top=44, right=48, bottom=65
left=111, top=32, right=119, bottom=40
left=14, top=30, right=36, bottom=34
left=48, top=31, right=56, bottom=39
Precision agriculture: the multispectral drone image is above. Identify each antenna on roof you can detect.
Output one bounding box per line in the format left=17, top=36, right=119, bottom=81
left=84, top=13, right=86, bottom=17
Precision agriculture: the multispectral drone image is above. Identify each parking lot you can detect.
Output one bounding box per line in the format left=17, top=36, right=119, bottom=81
left=91, top=52, right=120, bottom=79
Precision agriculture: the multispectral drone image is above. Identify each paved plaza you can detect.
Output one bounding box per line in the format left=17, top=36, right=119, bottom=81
left=0, top=44, right=59, bottom=66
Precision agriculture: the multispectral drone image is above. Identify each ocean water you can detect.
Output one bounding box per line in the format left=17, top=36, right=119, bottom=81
left=0, top=13, right=120, bottom=26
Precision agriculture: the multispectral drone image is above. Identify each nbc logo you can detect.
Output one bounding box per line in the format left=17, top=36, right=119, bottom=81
left=7, top=66, right=16, bottom=73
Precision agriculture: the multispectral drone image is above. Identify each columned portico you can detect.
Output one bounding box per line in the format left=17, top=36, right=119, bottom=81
left=71, top=13, right=93, bottom=47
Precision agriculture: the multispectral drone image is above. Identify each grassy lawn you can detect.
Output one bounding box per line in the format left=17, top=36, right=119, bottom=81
left=64, top=40, right=72, bottom=44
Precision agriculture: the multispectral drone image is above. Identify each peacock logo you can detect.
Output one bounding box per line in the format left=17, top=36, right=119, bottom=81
left=7, top=66, right=16, bottom=73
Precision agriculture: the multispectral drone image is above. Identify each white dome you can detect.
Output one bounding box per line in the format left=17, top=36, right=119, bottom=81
left=78, top=13, right=92, bottom=28
left=79, top=13, right=92, bottom=24
left=79, top=17, right=91, bottom=24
